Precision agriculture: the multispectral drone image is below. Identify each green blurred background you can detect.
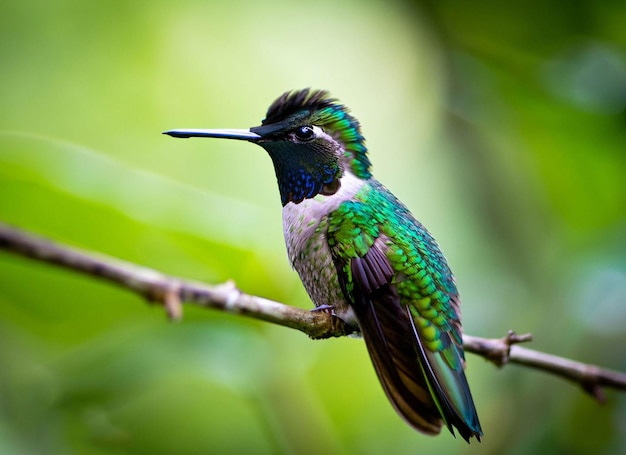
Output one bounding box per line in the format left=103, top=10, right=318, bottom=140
left=1, top=0, right=625, bottom=453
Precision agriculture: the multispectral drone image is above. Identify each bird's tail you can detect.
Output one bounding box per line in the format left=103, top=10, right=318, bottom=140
left=353, top=287, right=482, bottom=442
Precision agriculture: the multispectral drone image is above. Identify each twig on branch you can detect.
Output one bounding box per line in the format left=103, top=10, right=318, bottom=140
left=1, top=222, right=625, bottom=402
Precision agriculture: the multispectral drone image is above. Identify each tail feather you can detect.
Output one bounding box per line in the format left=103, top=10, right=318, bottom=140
left=352, top=284, right=482, bottom=442
left=408, top=307, right=482, bottom=442
left=334, top=242, right=482, bottom=441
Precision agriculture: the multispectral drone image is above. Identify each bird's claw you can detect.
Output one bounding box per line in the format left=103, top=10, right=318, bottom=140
left=311, top=304, right=336, bottom=316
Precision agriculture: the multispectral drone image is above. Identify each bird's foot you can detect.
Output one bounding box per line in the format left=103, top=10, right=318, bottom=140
left=308, top=305, right=360, bottom=339
left=311, top=304, right=336, bottom=316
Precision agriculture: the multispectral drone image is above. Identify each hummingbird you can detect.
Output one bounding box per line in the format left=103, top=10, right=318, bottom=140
left=164, top=89, right=482, bottom=442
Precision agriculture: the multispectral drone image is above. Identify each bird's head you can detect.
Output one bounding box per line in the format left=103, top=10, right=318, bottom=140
left=165, top=89, right=371, bottom=206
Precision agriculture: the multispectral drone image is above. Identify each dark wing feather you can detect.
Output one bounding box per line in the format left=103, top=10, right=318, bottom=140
left=338, top=243, right=481, bottom=441
left=339, top=245, right=443, bottom=434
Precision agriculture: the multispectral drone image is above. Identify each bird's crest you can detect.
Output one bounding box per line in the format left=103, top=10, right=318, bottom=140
left=261, top=89, right=371, bottom=179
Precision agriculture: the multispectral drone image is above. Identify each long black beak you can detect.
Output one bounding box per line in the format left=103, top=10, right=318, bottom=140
left=163, top=128, right=261, bottom=141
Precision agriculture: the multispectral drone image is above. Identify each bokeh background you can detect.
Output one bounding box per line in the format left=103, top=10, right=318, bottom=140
left=1, top=1, right=625, bottom=454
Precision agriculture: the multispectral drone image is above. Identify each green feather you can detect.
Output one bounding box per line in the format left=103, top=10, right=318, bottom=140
left=327, top=179, right=482, bottom=442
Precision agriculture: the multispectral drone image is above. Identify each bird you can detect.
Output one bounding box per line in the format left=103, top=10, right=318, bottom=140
left=164, top=88, right=482, bottom=442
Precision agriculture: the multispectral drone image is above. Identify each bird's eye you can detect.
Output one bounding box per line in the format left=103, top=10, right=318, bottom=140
left=294, top=126, right=315, bottom=141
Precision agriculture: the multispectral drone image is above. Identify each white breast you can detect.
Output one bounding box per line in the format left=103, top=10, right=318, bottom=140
left=282, top=173, right=365, bottom=265
left=281, top=173, right=365, bottom=321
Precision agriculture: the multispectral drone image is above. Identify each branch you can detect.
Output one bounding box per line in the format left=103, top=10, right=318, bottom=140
left=1, top=222, right=625, bottom=402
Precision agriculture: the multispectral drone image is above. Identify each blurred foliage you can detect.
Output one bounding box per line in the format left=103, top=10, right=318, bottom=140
left=0, top=0, right=624, bottom=454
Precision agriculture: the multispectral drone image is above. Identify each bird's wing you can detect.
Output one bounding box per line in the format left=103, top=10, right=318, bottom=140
left=327, top=193, right=482, bottom=442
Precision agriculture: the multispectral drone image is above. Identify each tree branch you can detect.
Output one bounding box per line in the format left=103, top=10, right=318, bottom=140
left=1, top=222, right=625, bottom=402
